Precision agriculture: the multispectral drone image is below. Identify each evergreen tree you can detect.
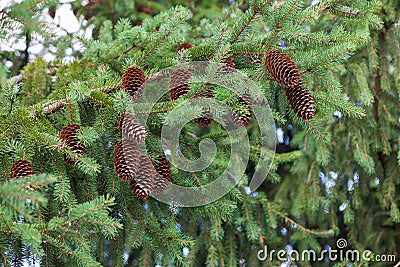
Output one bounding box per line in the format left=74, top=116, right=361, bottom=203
left=0, top=0, right=399, bottom=266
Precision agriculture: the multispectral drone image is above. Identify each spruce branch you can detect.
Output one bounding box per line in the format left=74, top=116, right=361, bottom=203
left=267, top=0, right=301, bottom=50
left=304, top=47, right=351, bottom=72
left=139, top=6, right=190, bottom=64
left=229, top=0, right=272, bottom=44
left=30, top=83, right=121, bottom=117
left=263, top=199, right=335, bottom=236
left=0, top=0, right=397, bottom=264
left=42, top=234, right=102, bottom=267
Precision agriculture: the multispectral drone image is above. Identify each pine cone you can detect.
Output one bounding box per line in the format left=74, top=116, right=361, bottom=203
left=122, top=66, right=145, bottom=101
left=205, top=88, right=214, bottom=98
left=154, top=156, right=172, bottom=181
left=230, top=109, right=252, bottom=127
left=219, top=57, right=236, bottom=74
left=169, top=68, right=191, bottom=101
left=48, top=6, right=56, bottom=19
left=152, top=156, right=171, bottom=194
left=10, top=159, right=34, bottom=179
left=137, top=0, right=153, bottom=15
left=230, top=91, right=253, bottom=127
left=250, top=55, right=262, bottom=65
left=137, top=5, right=153, bottom=15
left=194, top=87, right=214, bottom=127
left=265, top=50, right=300, bottom=87
left=118, top=113, right=147, bottom=142
left=285, top=82, right=316, bottom=120
left=194, top=109, right=213, bottom=127
left=177, top=42, right=194, bottom=51
left=113, top=140, right=139, bottom=181
left=223, top=57, right=236, bottom=69
left=130, top=154, right=156, bottom=199
left=238, top=90, right=252, bottom=107
left=60, top=123, right=86, bottom=165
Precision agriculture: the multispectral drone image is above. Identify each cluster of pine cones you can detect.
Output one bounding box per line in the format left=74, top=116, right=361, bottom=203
left=115, top=54, right=253, bottom=199
left=175, top=42, right=254, bottom=128
left=179, top=42, right=314, bottom=120
left=265, top=50, right=316, bottom=120
left=9, top=122, right=87, bottom=180
left=8, top=48, right=315, bottom=198
left=114, top=67, right=171, bottom=199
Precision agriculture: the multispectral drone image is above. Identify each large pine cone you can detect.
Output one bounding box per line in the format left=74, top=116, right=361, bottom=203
left=265, top=50, right=300, bottom=87
left=130, top=154, right=156, bottom=199
left=60, top=123, right=86, bottom=165
left=285, top=82, right=316, bottom=120
left=10, top=159, right=34, bottom=179
left=113, top=140, right=140, bottom=181
left=122, top=66, right=145, bottom=100
left=118, top=113, right=147, bottom=143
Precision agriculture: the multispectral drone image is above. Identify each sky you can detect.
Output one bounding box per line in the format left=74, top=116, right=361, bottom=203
left=1, top=0, right=93, bottom=65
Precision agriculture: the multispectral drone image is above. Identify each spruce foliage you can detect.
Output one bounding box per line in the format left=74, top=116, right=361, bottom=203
left=1, top=0, right=399, bottom=266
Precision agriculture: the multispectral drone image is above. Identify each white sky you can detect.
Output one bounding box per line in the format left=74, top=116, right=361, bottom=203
left=1, top=0, right=93, bottom=64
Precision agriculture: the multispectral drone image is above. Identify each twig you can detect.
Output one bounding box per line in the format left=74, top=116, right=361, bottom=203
left=30, top=83, right=121, bottom=117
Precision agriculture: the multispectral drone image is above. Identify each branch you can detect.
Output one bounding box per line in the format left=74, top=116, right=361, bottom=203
left=273, top=208, right=334, bottom=236
left=230, top=0, right=272, bottom=44
left=30, top=83, right=121, bottom=117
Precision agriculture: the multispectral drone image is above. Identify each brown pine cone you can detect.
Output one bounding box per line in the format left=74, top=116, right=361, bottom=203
left=113, top=140, right=140, bottom=181
left=60, top=123, right=86, bottom=165
left=122, top=66, right=146, bottom=101
left=118, top=113, right=147, bottom=143
left=10, top=159, right=34, bottom=179
left=218, top=57, right=236, bottom=74
left=177, top=42, right=194, bottom=51
left=130, top=154, right=156, bottom=199
left=285, top=82, right=316, bottom=120
left=152, top=156, right=171, bottom=194
left=229, top=90, right=253, bottom=127
left=265, top=50, right=300, bottom=87
left=194, top=110, right=213, bottom=127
